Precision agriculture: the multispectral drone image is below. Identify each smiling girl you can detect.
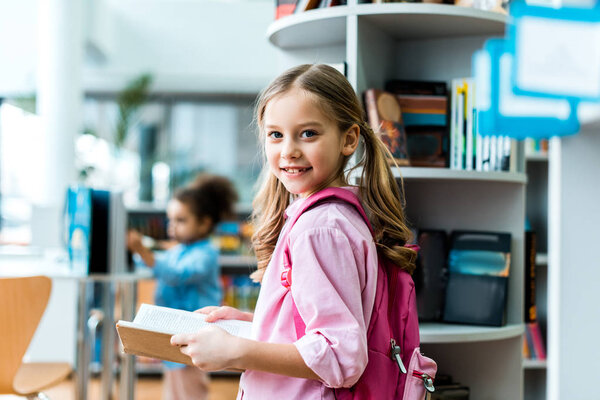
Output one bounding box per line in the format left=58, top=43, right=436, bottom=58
left=170, top=64, right=417, bottom=399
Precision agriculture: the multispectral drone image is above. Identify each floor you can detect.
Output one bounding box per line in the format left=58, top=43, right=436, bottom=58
left=0, top=374, right=241, bottom=400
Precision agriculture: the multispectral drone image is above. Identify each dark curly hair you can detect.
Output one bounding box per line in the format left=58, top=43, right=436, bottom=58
left=174, top=174, right=238, bottom=234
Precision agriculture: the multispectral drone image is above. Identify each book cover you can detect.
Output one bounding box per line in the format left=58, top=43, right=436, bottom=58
left=404, top=126, right=448, bottom=168
left=528, top=321, right=546, bottom=360
left=363, top=88, right=410, bottom=166
left=448, top=231, right=511, bottom=277
left=116, top=304, right=253, bottom=365
left=524, top=322, right=538, bottom=359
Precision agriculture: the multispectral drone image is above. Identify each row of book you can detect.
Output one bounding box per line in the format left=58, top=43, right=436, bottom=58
left=276, top=0, right=506, bottom=20
left=525, top=137, right=549, bottom=158
left=364, top=80, right=448, bottom=168
left=363, top=77, right=522, bottom=172
left=450, top=77, right=518, bottom=172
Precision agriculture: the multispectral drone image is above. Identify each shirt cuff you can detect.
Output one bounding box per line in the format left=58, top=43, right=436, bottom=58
left=294, top=333, right=348, bottom=388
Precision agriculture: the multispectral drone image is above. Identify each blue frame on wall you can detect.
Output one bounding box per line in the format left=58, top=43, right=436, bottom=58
left=507, top=0, right=600, bottom=103
left=474, top=38, right=580, bottom=139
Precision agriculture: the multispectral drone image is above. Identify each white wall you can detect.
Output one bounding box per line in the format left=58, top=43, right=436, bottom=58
left=0, top=0, right=280, bottom=96
left=0, top=0, right=38, bottom=96
left=84, top=0, right=281, bottom=94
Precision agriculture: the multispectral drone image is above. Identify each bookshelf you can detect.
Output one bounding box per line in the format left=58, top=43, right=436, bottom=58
left=545, top=117, right=600, bottom=399
left=268, top=4, right=526, bottom=399
left=524, top=156, right=549, bottom=400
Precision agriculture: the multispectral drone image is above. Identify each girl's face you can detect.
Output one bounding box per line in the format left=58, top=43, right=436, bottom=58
left=166, top=199, right=211, bottom=244
left=263, top=87, right=359, bottom=198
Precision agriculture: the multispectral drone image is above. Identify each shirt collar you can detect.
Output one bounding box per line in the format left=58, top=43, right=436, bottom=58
left=283, top=186, right=359, bottom=219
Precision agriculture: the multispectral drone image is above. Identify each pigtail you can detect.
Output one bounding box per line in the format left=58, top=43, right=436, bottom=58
left=355, top=121, right=417, bottom=274
left=250, top=173, right=290, bottom=282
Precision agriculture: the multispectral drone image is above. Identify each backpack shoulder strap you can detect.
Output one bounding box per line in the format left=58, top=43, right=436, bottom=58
left=282, top=187, right=373, bottom=339
left=287, top=187, right=373, bottom=234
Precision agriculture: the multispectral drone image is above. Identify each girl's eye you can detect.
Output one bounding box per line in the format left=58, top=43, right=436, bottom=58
left=301, top=130, right=317, bottom=138
left=268, top=131, right=283, bottom=139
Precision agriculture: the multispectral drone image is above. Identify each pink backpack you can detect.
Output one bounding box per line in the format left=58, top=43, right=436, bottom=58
left=280, top=187, right=437, bottom=399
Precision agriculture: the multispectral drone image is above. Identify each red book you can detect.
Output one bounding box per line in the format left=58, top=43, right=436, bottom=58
left=276, top=0, right=296, bottom=19
left=527, top=322, right=546, bottom=360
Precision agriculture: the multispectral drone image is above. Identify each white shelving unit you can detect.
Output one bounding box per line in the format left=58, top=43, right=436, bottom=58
left=546, top=116, right=600, bottom=399
left=524, top=154, right=549, bottom=400
left=268, top=4, right=526, bottom=399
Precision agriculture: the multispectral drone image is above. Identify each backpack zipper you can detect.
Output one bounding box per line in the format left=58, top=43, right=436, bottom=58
left=412, top=371, right=435, bottom=393
left=390, top=338, right=407, bottom=373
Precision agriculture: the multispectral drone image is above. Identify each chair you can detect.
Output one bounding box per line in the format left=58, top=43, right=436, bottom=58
left=0, top=276, right=72, bottom=399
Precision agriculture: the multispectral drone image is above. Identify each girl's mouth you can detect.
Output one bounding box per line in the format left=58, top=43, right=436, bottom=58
left=282, top=167, right=312, bottom=174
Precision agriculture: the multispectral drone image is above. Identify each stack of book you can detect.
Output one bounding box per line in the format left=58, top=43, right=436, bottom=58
left=450, top=77, right=518, bottom=172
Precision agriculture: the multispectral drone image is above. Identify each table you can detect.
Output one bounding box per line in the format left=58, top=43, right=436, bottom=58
left=0, top=251, right=151, bottom=400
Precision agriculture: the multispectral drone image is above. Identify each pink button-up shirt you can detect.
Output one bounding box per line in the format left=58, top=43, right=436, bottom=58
left=237, top=187, right=378, bottom=399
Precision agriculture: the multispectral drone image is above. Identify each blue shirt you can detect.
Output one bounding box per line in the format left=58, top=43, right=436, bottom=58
left=152, top=239, right=223, bottom=312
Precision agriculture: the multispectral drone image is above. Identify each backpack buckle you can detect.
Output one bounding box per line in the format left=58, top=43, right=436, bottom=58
left=281, top=268, right=292, bottom=289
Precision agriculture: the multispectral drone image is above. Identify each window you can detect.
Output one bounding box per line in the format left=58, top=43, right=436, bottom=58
left=0, top=100, right=43, bottom=245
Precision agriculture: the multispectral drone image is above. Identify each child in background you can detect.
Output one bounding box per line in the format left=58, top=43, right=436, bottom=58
left=127, top=174, right=238, bottom=400
left=170, top=64, right=417, bottom=399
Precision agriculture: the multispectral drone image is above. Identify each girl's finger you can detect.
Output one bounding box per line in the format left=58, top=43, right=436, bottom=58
left=170, top=333, right=190, bottom=346
left=205, top=308, right=229, bottom=322
left=195, top=306, right=219, bottom=314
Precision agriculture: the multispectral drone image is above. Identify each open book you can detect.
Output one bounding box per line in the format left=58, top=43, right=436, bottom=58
left=116, top=303, right=253, bottom=365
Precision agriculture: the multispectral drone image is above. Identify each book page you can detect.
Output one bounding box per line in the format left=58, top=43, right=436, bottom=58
left=133, top=304, right=252, bottom=339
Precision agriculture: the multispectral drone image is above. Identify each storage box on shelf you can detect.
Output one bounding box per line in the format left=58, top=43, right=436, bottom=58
left=268, top=4, right=526, bottom=399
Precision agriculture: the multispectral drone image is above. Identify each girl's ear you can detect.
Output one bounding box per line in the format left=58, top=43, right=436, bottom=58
left=342, top=124, right=360, bottom=156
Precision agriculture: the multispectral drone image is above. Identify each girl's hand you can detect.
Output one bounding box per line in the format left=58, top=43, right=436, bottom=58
left=127, top=230, right=143, bottom=252
left=195, top=306, right=254, bottom=323
left=171, top=326, right=239, bottom=371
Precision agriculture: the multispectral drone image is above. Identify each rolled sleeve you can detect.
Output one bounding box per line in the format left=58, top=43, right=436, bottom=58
left=290, top=227, right=368, bottom=388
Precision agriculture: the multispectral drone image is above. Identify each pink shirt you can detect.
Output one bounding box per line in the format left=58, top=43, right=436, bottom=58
left=237, top=187, right=378, bottom=399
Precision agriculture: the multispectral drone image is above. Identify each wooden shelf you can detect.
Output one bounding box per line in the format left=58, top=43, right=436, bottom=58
left=268, top=3, right=506, bottom=49
left=420, top=323, right=524, bottom=343
left=394, top=167, right=527, bottom=184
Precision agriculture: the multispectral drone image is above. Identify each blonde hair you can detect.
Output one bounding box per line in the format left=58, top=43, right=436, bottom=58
left=250, top=64, right=416, bottom=282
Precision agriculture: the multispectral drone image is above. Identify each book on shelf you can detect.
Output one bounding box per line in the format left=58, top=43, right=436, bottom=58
left=524, top=321, right=546, bottom=360
left=363, top=88, right=410, bottom=165
left=414, top=229, right=448, bottom=322
left=294, top=0, right=321, bottom=13
left=116, top=304, right=252, bottom=365
left=387, top=79, right=449, bottom=167
left=275, top=0, right=296, bottom=19
left=524, top=230, right=537, bottom=323
left=450, top=77, right=517, bottom=173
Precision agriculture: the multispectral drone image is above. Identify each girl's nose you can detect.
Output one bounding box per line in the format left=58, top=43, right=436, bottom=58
left=281, top=138, right=301, bottom=159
